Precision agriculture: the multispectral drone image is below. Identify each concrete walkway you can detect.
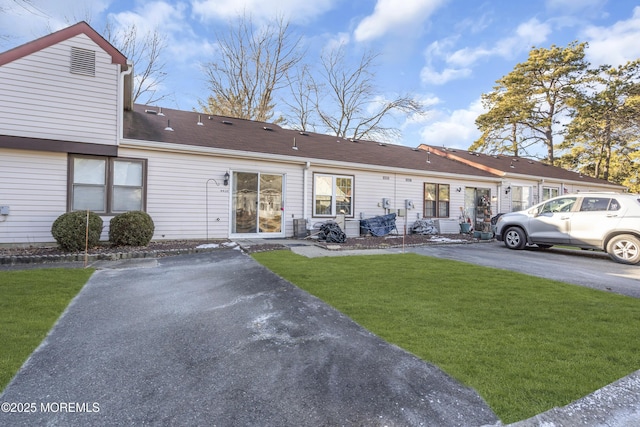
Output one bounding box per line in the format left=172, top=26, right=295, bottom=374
left=0, top=250, right=497, bottom=426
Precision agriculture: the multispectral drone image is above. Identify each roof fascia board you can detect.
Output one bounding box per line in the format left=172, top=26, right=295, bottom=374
left=422, top=145, right=505, bottom=176
left=0, top=21, right=127, bottom=68
left=120, top=138, right=501, bottom=184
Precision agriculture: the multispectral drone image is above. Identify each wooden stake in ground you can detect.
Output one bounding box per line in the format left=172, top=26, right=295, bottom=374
left=84, top=210, right=89, bottom=268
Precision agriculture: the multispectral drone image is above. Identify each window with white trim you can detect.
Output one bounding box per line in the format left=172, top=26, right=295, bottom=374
left=542, top=187, right=559, bottom=201
left=313, top=174, right=353, bottom=217
left=70, top=156, right=146, bottom=214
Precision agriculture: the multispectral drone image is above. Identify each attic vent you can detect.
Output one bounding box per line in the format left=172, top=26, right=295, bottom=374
left=222, top=120, right=232, bottom=125
left=299, top=131, right=308, bottom=136
left=70, top=47, right=95, bottom=76
left=145, top=109, right=158, bottom=114
left=263, top=126, right=273, bottom=131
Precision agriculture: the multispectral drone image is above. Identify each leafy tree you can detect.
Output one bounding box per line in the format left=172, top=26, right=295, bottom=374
left=558, top=60, right=640, bottom=189
left=199, top=14, right=303, bottom=123
left=472, top=42, right=589, bottom=164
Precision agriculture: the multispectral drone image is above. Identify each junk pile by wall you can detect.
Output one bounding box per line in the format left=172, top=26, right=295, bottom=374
left=360, top=213, right=398, bottom=237
left=411, top=219, right=438, bottom=235
left=317, top=221, right=347, bottom=243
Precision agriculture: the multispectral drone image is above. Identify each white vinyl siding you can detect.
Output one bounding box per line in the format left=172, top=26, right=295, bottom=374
left=0, top=34, right=119, bottom=145
left=118, top=147, right=305, bottom=241
left=0, top=149, right=67, bottom=244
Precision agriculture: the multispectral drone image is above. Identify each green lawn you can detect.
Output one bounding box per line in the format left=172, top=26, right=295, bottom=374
left=253, top=251, right=640, bottom=423
left=0, top=268, right=93, bottom=391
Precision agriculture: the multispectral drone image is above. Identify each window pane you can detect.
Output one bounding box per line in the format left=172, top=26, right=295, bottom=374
left=424, top=200, right=436, bottom=217
left=424, top=183, right=436, bottom=201
left=315, top=176, right=332, bottom=196
left=315, top=176, right=333, bottom=215
left=73, top=185, right=105, bottom=211
left=438, top=201, right=449, bottom=217
left=113, top=187, right=142, bottom=211
left=114, top=160, right=142, bottom=186
left=336, top=177, right=352, bottom=215
left=74, top=158, right=105, bottom=184
left=315, top=196, right=332, bottom=215
left=439, top=184, right=450, bottom=201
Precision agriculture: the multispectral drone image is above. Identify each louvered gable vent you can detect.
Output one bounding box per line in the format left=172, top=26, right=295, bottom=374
left=70, top=47, right=96, bottom=76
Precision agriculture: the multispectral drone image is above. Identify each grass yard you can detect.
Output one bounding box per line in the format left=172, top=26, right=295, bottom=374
left=0, top=268, right=93, bottom=391
left=253, top=251, right=640, bottom=423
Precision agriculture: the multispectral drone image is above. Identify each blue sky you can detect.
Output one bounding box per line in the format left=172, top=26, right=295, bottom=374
left=1, top=0, right=640, bottom=150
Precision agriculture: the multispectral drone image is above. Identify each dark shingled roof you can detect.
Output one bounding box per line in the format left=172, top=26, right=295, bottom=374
left=421, top=145, right=621, bottom=187
left=123, top=104, right=496, bottom=178
left=124, top=105, right=620, bottom=188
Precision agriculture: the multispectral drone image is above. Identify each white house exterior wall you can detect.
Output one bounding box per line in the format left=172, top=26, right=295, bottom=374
left=304, top=165, right=498, bottom=230
left=0, top=34, right=119, bottom=146
left=118, top=146, right=306, bottom=241
left=0, top=149, right=67, bottom=244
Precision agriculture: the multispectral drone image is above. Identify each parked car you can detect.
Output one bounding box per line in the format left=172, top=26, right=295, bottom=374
left=495, top=192, right=640, bottom=264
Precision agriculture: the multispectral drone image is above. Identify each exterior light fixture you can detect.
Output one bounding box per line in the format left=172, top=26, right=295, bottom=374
left=505, top=186, right=511, bottom=194
left=224, top=171, right=230, bottom=186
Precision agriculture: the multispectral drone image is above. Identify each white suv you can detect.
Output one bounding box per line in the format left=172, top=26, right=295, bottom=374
left=495, top=193, right=640, bottom=264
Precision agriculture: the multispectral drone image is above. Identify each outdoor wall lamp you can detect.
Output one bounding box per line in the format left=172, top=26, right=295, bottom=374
left=224, top=171, right=230, bottom=186
left=456, top=187, right=462, bottom=192
left=505, top=186, right=511, bottom=194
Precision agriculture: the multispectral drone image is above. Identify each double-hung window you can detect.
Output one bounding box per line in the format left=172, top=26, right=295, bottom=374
left=70, top=155, right=146, bottom=214
left=313, top=174, right=353, bottom=217
left=424, top=183, right=450, bottom=218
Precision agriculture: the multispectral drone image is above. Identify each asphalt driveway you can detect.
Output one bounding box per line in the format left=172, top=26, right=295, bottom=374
left=0, top=250, right=497, bottom=426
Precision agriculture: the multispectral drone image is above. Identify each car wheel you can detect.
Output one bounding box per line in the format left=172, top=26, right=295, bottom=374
left=504, top=227, right=526, bottom=250
left=606, top=234, right=640, bottom=265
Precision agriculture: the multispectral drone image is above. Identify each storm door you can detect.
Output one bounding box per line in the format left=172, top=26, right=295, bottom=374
left=465, top=187, right=492, bottom=232
left=232, top=172, right=284, bottom=236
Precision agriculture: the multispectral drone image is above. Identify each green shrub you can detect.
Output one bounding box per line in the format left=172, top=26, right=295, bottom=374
left=51, top=211, right=103, bottom=252
left=109, top=211, right=155, bottom=247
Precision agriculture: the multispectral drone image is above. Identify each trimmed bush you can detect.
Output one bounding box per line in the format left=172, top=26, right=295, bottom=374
left=51, top=211, right=104, bottom=252
left=109, top=211, right=155, bottom=247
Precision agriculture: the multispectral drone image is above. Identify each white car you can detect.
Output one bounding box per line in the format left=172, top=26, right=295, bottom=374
left=495, top=193, right=640, bottom=264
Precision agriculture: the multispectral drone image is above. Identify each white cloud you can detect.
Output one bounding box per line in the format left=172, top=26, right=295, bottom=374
left=0, top=0, right=111, bottom=48
left=582, top=6, right=640, bottom=67
left=322, top=32, right=351, bottom=52
left=109, top=1, right=189, bottom=35
left=191, top=0, right=335, bottom=24
left=420, top=65, right=471, bottom=85
left=353, top=0, right=447, bottom=42
left=418, top=98, right=484, bottom=148
left=420, top=18, right=551, bottom=86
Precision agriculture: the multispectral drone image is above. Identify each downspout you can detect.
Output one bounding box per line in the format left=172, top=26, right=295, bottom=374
left=118, top=61, right=134, bottom=143
left=303, top=161, right=311, bottom=229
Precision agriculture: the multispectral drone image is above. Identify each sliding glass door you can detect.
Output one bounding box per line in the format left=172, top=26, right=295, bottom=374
left=232, top=172, right=283, bottom=235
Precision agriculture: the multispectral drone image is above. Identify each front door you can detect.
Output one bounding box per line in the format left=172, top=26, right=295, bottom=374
left=232, top=172, right=284, bottom=236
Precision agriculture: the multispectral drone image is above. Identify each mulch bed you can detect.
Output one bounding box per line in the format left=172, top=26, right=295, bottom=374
left=0, top=233, right=481, bottom=259
left=312, top=233, right=477, bottom=250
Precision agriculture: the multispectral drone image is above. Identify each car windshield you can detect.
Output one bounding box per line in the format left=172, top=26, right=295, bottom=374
left=539, top=197, right=576, bottom=214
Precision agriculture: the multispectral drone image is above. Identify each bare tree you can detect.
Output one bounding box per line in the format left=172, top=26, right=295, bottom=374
left=1, top=1, right=44, bottom=42
left=199, top=13, right=303, bottom=123
left=310, top=45, right=426, bottom=142
left=282, top=64, right=317, bottom=132
left=104, top=20, right=168, bottom=105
